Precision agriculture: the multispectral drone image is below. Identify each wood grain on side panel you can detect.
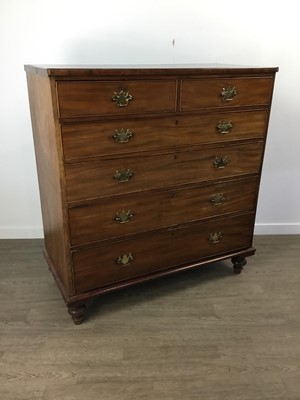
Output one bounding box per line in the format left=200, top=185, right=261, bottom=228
left=25, top=73, right=73, bottom=297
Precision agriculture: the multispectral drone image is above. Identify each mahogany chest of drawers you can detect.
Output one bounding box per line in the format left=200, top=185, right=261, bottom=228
left=25, top=64, right=278, bottom=324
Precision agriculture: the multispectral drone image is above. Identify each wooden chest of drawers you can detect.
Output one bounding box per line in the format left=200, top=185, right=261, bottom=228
left=25, top=64, right=278, bottom=324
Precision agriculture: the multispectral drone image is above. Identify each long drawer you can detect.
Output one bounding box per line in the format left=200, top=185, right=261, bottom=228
left=181, top=77, right=274, bottom=110
left=72, top=213, right=255, bottom=293
left=57, top=80, right=177, bottom=118
left=65, top=141, right=264, bottom=202
left=62, top=110, right=268, bottom=160
left=68, top=177, right=259, bottom=246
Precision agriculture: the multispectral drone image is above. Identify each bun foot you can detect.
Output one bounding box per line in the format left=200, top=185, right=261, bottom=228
left=68, top=304, right=86, bottom=325
left=231, top=256, right=247, bottom=274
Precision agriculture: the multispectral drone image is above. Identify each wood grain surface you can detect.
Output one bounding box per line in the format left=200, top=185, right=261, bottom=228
left=68, top=177, right=259, bottom=246
left=1, top=236, right=299, bottom=399
left=65, top=141, right=264, bottom=202
left=180, top=77, right=274, bottom=110
left=61, top=110, right=268, bottom=161
left=57, top=80, right=177, bottom=118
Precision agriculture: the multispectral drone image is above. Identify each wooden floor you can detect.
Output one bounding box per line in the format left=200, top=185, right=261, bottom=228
left=0, top=236, right=300, bottom=400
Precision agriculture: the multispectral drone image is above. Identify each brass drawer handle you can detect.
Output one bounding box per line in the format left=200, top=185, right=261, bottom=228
left=221, top=84, right=237, bottom=101
left=209, top=232, right=223, bottom=244
left=210, top=193, right=226, bottom=205
left=216, top=121, right=233, bottom=134
left=116, top=253, right=134, bottom=266
left=112, top=87, right=133, bottom=107
left=113, top=128, right=133, bottom=143
left=115, top=210, right=134, bottom=224
left=213, top=156, right=229, bottom=169
left=114, top=169, right=133, bottom=183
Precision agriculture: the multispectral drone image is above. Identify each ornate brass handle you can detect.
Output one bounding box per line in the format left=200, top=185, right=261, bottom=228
left=114, top=169, right=133, bottom=183
left=112, top=87, right=133, bottom=107
left=216, top=121, right=233, bottom=134
left=210, top=193, right=226, bottom=205
left=221, top=84, right=237, bottom=101
left=116, top=253, right=134, bottom=266
left=113, top=128, right=133, bottom=143
left=115, top=210, right=134, bottom=224
left=209, top=232, right=223, bottom=244
left=213, top=156, right=229, bottom=169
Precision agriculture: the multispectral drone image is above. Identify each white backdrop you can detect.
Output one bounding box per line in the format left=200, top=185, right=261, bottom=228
left=0, top=0, right=299, bottom=237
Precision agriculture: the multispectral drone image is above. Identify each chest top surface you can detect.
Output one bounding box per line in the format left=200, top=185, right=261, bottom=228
left=24, top=64, right=279, bottom=77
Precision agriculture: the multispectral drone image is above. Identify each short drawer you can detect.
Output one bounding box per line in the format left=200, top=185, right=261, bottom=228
left=57, top=80, right=177, bottom=118
left=68, top=177, right=259, bottom=246
left=72, top=213, right=255, bottom=293
left=65, top=142, right=264, bottom=202
left=181, top=77, right=274, bottom=111
left=62, top=110, right=268, bottom=160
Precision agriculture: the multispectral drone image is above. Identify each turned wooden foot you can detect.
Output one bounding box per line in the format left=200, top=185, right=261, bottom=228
left=68, top=304, right=86, bottom=325
left=231, top=256, right=247, bottom=274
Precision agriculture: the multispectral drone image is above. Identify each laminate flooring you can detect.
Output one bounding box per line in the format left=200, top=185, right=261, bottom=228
left=0, top=236, right=299, bottom=400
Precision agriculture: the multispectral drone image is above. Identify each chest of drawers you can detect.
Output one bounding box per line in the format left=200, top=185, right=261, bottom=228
left=25, top=64, right=278, bottom=324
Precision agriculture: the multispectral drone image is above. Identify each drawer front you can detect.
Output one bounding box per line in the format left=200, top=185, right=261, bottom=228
left=72, top=213, right=255, bottom=293
left=69, top=177, right=259, bottom=246
left=65, top=142, right=264, bottom=202
left=57, top=80, right=177, bottom=118
left=62, top=110, right=268, bottom=160
left=181, top=77, right=274, bottom=111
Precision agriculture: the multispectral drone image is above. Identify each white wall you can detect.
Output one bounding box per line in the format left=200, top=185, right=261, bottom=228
left=0, top=0, right=299, bottom=237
